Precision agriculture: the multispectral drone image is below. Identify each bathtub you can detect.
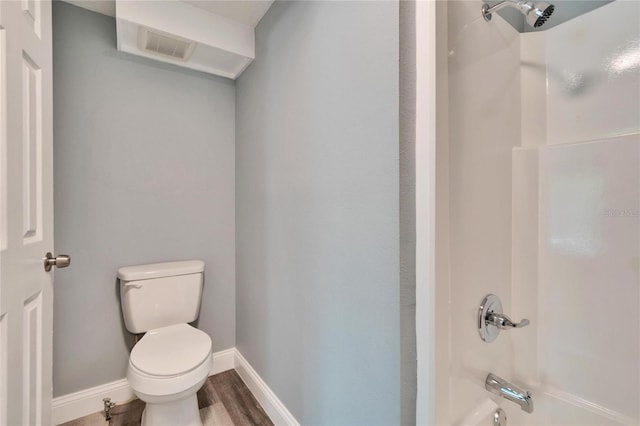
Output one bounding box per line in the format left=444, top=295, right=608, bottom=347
left=457, top=389, right=634, bottom=426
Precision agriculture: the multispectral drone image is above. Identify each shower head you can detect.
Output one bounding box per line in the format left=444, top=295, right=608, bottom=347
left=482, top=0, right=555, bottom=29
left=522, top=1, right=555, bottom=28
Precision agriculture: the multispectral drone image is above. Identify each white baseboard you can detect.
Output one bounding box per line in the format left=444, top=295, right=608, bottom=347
left=211, top=347, right=235, bottom=375
left=52, top=348, right=236, bottom=425
left=52, top=378, right=134, bottom=425
left=233, top=349, right=299, bottom=426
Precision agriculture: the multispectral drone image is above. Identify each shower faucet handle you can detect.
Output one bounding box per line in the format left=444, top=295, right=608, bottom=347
left=478, top=294, right=530, bottom=342
left=486, top=311, right=530, bottom=329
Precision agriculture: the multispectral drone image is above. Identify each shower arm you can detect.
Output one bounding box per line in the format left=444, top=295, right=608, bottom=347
left=482, top=1, right=530, bottom=22
left=482, top=0, right=554, bottom=27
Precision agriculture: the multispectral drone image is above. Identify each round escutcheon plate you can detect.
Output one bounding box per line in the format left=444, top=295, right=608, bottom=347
left=478, top=294, right=503, bottom=343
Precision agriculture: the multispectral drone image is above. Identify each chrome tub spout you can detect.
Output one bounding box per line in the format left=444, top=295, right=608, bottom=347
left=485, top=373, right=534, bottom=414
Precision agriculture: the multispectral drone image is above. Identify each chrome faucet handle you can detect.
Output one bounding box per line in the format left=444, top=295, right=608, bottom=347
left=486, top=312, right=530, bottom=329
left=478, top=294, right=530, bottom=342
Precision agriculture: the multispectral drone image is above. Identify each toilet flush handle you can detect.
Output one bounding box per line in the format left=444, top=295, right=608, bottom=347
left=124, top=282, right=143, bottom=289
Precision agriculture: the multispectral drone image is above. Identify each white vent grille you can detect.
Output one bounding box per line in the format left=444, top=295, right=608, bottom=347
left=138, top=27, right=196, bottom=62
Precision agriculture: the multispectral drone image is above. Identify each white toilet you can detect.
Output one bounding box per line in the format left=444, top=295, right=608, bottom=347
left=118, top=260, right=212, bottom=426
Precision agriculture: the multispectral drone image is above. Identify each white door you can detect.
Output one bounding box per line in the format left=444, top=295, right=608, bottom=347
left=0, top=1, right=55, bottom=425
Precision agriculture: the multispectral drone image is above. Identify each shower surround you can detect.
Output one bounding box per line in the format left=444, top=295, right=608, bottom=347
left=440, top=1, right=639, bottom=424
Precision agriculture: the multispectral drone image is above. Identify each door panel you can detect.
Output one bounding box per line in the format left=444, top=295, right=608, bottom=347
left=21, top=0, right=43, bottom=39
left=22, top=52, right=43, bottom=245
left=0, top=1, right=53, bottom=425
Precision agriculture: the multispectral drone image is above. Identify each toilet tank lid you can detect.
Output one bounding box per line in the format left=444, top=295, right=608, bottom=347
left=118, top=260, right=205, bottom=281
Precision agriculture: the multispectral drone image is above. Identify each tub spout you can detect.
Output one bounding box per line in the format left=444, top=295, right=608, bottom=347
left=485, top=373, right=534, bottom=414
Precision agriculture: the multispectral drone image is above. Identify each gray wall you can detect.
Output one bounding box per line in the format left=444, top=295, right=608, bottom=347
left=235, top=2, right=401, bottom=425
left=399, top=1, right=417, bottom=424
left=53, top=2, right=235, bottom=396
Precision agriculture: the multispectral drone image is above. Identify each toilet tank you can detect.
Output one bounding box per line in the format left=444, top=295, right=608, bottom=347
left=118, top=260, right=205, bottom=334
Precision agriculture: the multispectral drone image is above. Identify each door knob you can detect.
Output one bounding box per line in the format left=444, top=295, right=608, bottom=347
left=44, top=252, right=71, bottom=272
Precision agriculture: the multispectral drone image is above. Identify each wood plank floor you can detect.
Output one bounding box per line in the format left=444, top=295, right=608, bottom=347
left=59, top=370, right=274, bottom=426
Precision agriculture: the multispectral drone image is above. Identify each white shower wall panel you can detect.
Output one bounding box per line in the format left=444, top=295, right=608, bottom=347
left=445, top=2, right=522, bottom=423
left=531, top=6, right=640, bottom=420
left=544, top=1, right=640, bottom=145
left=537, top=134, right=639, bottom=422
left=511, top=141, right=639, bottom=425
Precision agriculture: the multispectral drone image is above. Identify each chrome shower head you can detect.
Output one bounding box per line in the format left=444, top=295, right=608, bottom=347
left=523, top=1, right=554, bottom=28
left=482, top=0, right=555, bottom=28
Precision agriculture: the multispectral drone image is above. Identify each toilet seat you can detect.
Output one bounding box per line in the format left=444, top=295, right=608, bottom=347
left=130, top=323, right=212, bottom=377
left=127, top=323, right=213, bottom=398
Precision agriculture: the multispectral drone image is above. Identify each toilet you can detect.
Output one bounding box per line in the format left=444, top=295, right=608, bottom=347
left=118, top=260, right=212, bottom=426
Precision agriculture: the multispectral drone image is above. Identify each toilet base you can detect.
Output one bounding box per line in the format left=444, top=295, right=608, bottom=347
left=128, top=352, right=212, bottom=426
left=141, top=393, right=202, bottom=426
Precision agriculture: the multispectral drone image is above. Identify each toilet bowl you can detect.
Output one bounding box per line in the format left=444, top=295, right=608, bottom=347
left=127, top=323, right=213, bottom=426
left=118, top=260, right=211, bottom=426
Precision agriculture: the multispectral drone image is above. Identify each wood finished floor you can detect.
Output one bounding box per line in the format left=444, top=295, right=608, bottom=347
left=59, top=370, right=274, bottom=426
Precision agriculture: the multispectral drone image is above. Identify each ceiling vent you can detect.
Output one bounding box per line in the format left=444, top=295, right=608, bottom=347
left=138, top=27, right=196, bottom=62
left=115, top=1, right=273, bottom=80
